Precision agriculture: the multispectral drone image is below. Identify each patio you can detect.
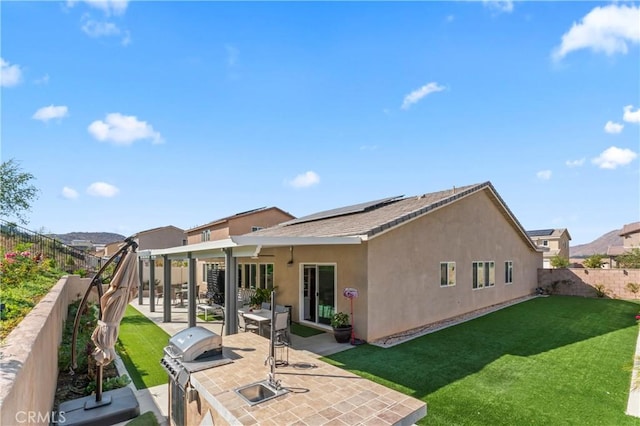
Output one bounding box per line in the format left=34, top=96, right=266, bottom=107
left=117, top=298, right=394, bottom=425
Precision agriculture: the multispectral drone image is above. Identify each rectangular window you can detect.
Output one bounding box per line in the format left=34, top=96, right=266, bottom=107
left=259, top=264, right=274, bottom=289
left=505, top=261, right=513, bottom=284
left=473, top=261, right=495, bottom=289
left=440, top=262, right=456, bottom=287
left=238, top=263, right=257, bottom=289
left=201, top=230, right=210, bottom=242
left=251, top=226, right=264, bottom=232
left=542, top=240, right=548, bottom=247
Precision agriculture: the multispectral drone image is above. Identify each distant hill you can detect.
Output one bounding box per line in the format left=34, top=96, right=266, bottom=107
left=570, top=229, right=622, bottom=258
left=48, top=232, right=127, bottom=245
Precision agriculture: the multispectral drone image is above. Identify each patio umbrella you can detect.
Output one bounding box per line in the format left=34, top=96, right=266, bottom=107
left=91, top=250, right=139, bottom=366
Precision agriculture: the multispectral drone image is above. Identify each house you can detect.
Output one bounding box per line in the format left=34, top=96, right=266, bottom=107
left=185, top=207, right=295, bottom=244
left=607, top=221, right=640, bottom=267
left=133, top=225, right=186, bottom=250
left=185, top=207, right=295, bottom=292
left=141, top=181, right=543, bottom=343
left=526, top=229, right=571, bottom=268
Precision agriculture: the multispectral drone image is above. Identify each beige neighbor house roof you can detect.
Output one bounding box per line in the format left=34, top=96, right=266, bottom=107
left=186, top=206, right=294, bottom=233
left=251, top=181, right=539, bottom=251
left=620, top=222, right=640, bottom=237
left=133, top=225, right=184, bottom=237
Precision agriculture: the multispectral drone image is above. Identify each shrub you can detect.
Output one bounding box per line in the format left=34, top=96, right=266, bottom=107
left=626, top=282, right=640, bottom=295
left=594, top=284, right=607, bottom=298
left=550, top=255, right=570, bottom=268
left=583, top=254, right=605, bottom=269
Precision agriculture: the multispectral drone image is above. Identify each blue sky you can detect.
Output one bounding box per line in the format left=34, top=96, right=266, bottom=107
left=1, top=1, right=638, bottom=246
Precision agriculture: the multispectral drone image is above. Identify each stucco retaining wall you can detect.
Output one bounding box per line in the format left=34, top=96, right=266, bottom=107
left=538, top=268, right=640, bottom=299
left=0, top=275, right=95, bottom=426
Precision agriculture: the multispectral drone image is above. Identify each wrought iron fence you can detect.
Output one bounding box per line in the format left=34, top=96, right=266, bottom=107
left=0, top=219, right=101, bottom=273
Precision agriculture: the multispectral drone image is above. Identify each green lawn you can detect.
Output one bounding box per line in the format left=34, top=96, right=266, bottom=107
left=290, top=322, right=326, bottom=337
left=324, top=296, right=640, bottom=425
left=116, top=305, right=170, bottom=389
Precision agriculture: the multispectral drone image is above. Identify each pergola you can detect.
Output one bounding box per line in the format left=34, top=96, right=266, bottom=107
left=137, top=235, right=361, bottom=335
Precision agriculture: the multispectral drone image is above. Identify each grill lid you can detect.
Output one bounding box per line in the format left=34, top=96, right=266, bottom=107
left=167, top=326, right=222, bottom=362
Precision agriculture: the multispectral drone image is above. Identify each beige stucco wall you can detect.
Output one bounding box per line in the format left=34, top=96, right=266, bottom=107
left=366, top=190, right=541, bottom=342
left=137, top=227, right=185, bottom=250
left=228, top=209, right=294, bottom=235
left=0, top=275, right=96, bottom=426
left=538, top=268, right=640, bottom=298
left=623, top=232, right=640, bottom=248
left=234, top=244, right=368, bottom=332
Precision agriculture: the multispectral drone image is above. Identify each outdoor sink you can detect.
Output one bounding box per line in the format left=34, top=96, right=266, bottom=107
left=235, top=380, right=287, bottom=406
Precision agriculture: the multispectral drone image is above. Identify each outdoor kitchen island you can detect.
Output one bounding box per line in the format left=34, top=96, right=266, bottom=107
left=183, top=331, right=427, bottom=425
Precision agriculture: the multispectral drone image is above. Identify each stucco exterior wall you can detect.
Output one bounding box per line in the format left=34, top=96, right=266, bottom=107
left=228, top=209, right=294, bottom=235
left=137, top=227, right=185, bottom=250
left=538, top=268, right=640, bottom=299
left=236, top=244, right=368, bottom=335
left=366, top=190, right=541, bottom=342
left=0, top=275, right=95, bottom=426
left=623, top=232, right=640, bottom=248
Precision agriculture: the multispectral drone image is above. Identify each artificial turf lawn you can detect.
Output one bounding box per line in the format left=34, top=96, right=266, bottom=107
left=290, top=322, right=326, bottom=337
left=324, top=296, right=640, bottom=425
left=116, top=305, right=170, bottom=389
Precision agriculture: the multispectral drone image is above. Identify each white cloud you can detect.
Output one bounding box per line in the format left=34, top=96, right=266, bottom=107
left=67, top=0, right=128, bottom=16
left=483, top=1, right=514, bottom=14
left=87, top=182, right=119, bottom=197
left=32, top=105, right=69, bottom=122
left=592, top=146, right=638, bottom=169
left=401, top=82, right=445, bottom=110
left=445, top=15, right=455, bottom=23
left=566, top=158, right=585, bottom=168
left=623, top=105, right=640, bottom=123
left=88, top=113, right=163, bottom=145
left=552, top=4, right=640, bottom=61
left=34, top=74, right=50, bottom=85
left=1, top=58, right=23, bottom=87
left=536, top=170, right=552, bottom=180
left=604, top=120, right=624, bottom=134
left=286, top=171, right=320, bottom=189
left=82, top=18, right=121, bottom=37
left=62, top=187, right=79, bottom=199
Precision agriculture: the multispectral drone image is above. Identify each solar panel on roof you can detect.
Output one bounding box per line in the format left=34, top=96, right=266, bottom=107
left=526, top=229, right=554, bottom=237
left=285, top=195, right=404, bottom=226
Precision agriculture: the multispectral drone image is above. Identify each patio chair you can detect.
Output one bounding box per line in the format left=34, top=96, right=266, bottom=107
left=266, top=311, right=290, bottom=345
left=238, top=312, right=259, bottom=334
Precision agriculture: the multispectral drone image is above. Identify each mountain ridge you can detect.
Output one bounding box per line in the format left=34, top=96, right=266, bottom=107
left=570, top=229, right=622, bottom=258
left=48, top=232, right=127, bottom=246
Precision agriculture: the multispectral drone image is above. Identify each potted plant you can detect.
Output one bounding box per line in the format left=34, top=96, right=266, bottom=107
left=331, top=312, right=352, bottom=343
left=249, top=288, right=272, bottom=311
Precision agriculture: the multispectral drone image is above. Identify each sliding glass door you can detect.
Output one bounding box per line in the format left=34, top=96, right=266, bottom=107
left=301, top=264, right=335, bottom=326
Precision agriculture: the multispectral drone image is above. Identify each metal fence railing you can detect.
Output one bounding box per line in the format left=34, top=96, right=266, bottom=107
left=0, top=219, right=101, bottom=273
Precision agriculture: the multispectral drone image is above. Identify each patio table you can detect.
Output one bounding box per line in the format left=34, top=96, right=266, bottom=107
left=239, top=308, right=271, bottom=337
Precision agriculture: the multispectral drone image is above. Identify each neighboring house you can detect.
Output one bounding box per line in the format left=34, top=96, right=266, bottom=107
left=69, top=239, right=94, bottom=251
left=185, top=207, right=295, bottom=292
left=185, top=207, right=295, bottom=244
left=526, top=229, right=571, bottom=268
left=607, top=221, right=640, bottom=267
left=142, top=181, right=542, bottom=343
left=133, top=225, right=186, bottom=250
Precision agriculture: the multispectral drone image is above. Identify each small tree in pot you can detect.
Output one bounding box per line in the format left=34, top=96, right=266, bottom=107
left=331, top=312, right=352, bottom=343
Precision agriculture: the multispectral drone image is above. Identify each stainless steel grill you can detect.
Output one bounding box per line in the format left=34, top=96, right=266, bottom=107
left=160, top=326, right=231, bottom=426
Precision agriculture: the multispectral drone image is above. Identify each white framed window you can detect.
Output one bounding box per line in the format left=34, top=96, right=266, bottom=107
left=201, top=230, right=211, bottom=242
left=505, top=261, right=513, bottom=284
left=259, top=263, right=274, bottom=289
left=251, top=226, right=264, bottom=232
left=440, top=262, right=456, bottom=287
left=473, top=261, right=495, bottom=289
left=542, top=240, right=548, bottom=247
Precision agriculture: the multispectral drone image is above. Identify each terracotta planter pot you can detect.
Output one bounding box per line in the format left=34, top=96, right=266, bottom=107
left=332, top=326, right=352, bottom=343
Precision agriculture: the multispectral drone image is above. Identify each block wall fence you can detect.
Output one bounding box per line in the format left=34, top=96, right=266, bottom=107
left=538, top=268, right=640, bottom=299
